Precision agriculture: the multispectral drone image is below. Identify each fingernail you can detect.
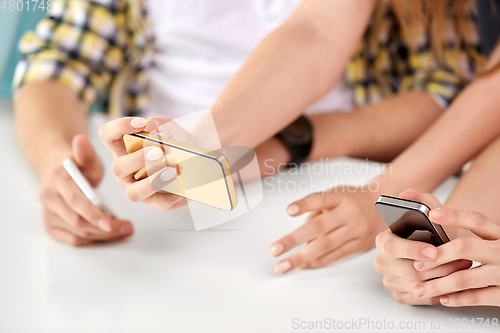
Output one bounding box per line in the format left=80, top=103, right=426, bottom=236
left=399, top=188, right=415, bottom=197
left=119, top=223, right=133, bottom=235
left=98, top=219, right=112, bottom=232
left=131, top=118, right=147, bottom=128
left=414, top=284, right=426, bottom=297
left=275, top=260, right=292, bottom=274
left=399, top=188, right=415, bottom=196
left=160, top=167, right=177, bottom=182
left=440, top=295, right=449, bottom=305
left=423, top=246, right=437, bottom=259
left=430, top=208, right=444, bottom=220
left=146, top=146, right=163, bottom=161
left=269, top=243, right=284, bottom=256
left=414, top=260, right=425, bottom=270
left=287, top=204, right=300, bottom=216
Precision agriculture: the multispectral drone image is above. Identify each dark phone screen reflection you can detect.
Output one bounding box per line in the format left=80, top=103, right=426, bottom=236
left=377, top=204, right=444, bottom=246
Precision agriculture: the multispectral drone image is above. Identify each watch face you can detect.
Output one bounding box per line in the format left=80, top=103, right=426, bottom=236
left=281, top=116, right=313, bottom=145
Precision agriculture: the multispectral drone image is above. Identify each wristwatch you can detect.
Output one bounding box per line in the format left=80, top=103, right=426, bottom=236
left=275, top=115, right=313, bottom=167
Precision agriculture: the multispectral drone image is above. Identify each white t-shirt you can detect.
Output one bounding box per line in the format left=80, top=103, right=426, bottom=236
left=145, top=0, right=354, bottom=122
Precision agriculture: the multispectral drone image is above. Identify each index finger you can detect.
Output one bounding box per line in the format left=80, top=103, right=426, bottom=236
left=375, top=229, right=438, bottom=260
left=399, top=189, right=443, bottom=209
left=429, top=207, right=500, bottom=240
left=55, top=172, right=117, bottom=232
left=99, top=117, right=147, bottom=157
left=269, top=211, right=339, bottom=257
left=287, top=192, right=342, bottom=216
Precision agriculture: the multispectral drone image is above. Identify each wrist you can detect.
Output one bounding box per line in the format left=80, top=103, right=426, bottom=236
left=274, top=115, right=313, bottom=166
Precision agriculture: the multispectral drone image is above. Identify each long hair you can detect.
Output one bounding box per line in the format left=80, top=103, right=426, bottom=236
left=391, top=0, right=477, bottom=60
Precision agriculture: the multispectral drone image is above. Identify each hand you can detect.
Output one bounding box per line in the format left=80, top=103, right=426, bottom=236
left=374, top=189, right=472, bottom=305
left=413, top=206, right=500, bottom=307
left=99, top=116, right=195, bottom=211
left=38, top=135, right=134, bottom=246
left=268, top=187, right=387, bottom=274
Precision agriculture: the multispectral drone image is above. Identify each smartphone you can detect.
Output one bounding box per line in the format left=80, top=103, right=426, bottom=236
left=375, top=195, right=449, bottom=246
left=123, top=131, right=237, bottom=211
left=62, top=158, right=115, bottom=217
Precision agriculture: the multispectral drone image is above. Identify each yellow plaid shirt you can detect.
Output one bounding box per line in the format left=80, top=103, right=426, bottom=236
left=13, top=0, right=484, bottom=116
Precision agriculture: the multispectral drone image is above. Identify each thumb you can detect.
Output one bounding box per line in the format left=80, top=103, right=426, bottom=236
left=72, top=134, right=103, bottom=187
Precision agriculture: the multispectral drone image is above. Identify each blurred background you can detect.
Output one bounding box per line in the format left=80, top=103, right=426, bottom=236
left=0, top=0, right=498, bottom=102
left=0, top=10, right=45, bottom=99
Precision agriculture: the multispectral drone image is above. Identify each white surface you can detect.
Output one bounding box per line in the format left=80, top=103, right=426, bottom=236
left=145, top=0, right=354, bottom=119
left=0, top=101, right=498, bottom=333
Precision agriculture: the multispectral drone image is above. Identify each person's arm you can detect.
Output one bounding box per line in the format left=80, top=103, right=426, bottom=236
left=15, top=81, right=86, bottom=180
left=268, top=44, right=500, bottom=273
left=374, top=46, right=500, bottom=195
left=12, top=0, right=136, bottom=246
left=257, top=91, right=442, bottom=176
left=210, top=0, right=377, bottom=149
left=14, top=81, right=133, bottom=246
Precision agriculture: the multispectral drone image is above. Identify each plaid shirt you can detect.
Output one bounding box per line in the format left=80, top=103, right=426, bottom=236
left=13, top=0, right=484, bottom=116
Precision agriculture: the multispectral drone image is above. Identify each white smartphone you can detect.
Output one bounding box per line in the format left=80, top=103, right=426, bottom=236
left=62, top=158, right=115, bottom=217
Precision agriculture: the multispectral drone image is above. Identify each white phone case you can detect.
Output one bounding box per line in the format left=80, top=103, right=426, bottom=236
left=63, top=158, right=115, bottom=217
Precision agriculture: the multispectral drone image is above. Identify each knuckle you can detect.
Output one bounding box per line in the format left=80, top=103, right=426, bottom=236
left=126, top=188, right=140, bottom=202
left=334, top=246, right=347, bottom=260
left=453, top=238, right=470, bottom=255
left=469, top=211, right=487, bottom=228
left=307, top=259, right=321, bottom=268
left=74, top=217, right=86, bottom=229
left=373, top=257, right=384, bottom=273
left=465, top=291, right=479, bottom=306
left=375, top=231, right=388, bottom=250
left=110, top=160, right=121, bottom=177
left=406, top=267, right=421, bottom=281
left=425, top=297, right=437, bottom=305
left=38, top=188, right=51, bottom=203
left=49, top=167, right=62, bottom=182
left=455, top=272, right=471, bottom=290
left=307, top=218, right=326, bottom=236
left=382, top=275, right=393, bottom=289
left=65, top=192, right=78, bottom=206
left=318, top=193, right=328, bottom=208
left=318, top=238, right=333, bottom=253
left=383, top=238, right=395, bottom=256
left=348, top=202, right=363, bottom=217
left=280, top=235, right=295, bottom=249
left=149, top=200, right=172, bottom=212
left=79, top=230, right=92, bottom=238
left=69, top=236, right=84, bottom=247
left=66, top=214, right=80, bottom=228
left=392, top=291, right=403, bottom=303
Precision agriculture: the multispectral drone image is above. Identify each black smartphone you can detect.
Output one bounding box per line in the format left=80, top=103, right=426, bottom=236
left=375, top=195, right=450, bottom=246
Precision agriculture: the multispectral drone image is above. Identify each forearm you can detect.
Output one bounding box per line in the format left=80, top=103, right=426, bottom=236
left=210, top=0, right=376, bottom=149
left=255, top=91, right=442, bottom=176
left=375, top=70, right=500, bottom=195
left=14, top=81, right=88, bottom=181
left=308, top=91, right=442, bottom=162
left=444, top=136, right=500, bottom=224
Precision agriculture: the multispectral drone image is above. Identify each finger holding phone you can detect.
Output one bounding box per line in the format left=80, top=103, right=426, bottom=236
left=373, top=189, right=475, bottom=305
left=412, top=206, right=500, bottom=307
left=39, top=135, right=134, bottom=246
left=99, top=116, right=192, bottom=211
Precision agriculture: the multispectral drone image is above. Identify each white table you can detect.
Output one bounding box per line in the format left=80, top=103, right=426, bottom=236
left=0, top=101, right=498, bottom=333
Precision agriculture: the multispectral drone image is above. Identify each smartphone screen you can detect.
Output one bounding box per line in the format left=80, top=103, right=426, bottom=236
left=375, top=197, right=449, bottom=246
